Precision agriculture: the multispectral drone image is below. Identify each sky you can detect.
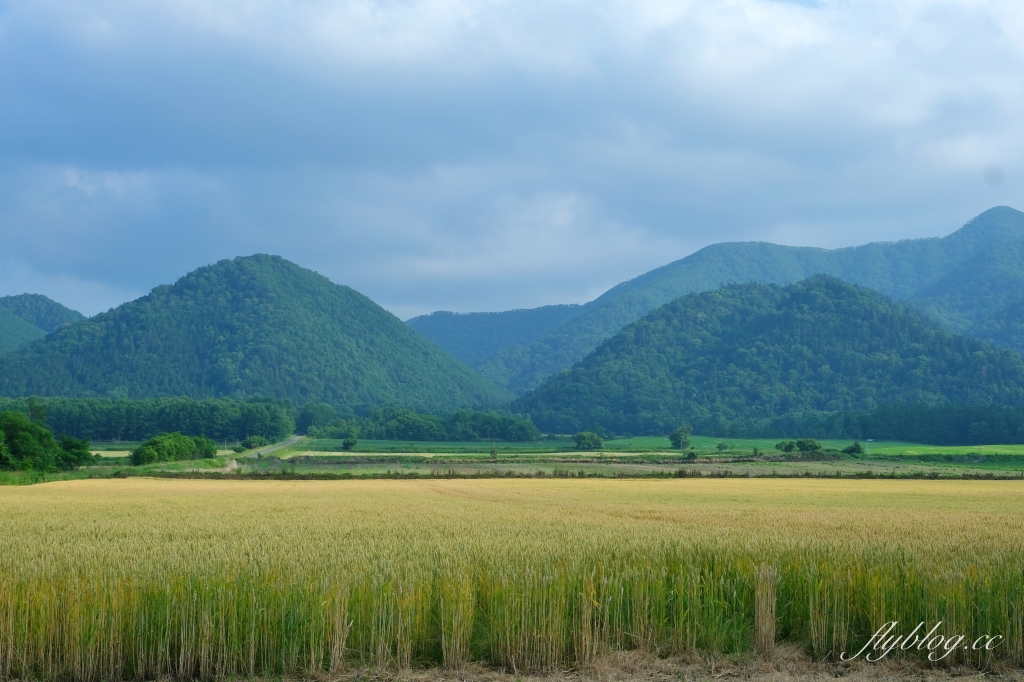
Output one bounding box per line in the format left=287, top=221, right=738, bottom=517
left=1, top=0, right=1023, bottom=319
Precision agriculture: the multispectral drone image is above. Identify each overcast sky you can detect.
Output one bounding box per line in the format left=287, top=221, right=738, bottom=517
left=1, top=0, right=1023, bottom=319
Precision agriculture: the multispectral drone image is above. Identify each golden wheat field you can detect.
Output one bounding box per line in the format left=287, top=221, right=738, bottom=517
left=0, top=478, right=1022, bottom=680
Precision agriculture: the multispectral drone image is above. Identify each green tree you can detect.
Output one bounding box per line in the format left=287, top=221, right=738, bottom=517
left=0, top=439, right=14, bottom=470
left=56, top=435, right=93, bottom=469
left=0, top=410, right=59, bottom=472
left=842, top=441, right=864, bottom=455
left=668, top=425, right=692, bottom=449
left=574, top=431, right=603, bottom=450
left=341, top=437, right=357, bottom=451
left=28, top=397, right=47, bottom=424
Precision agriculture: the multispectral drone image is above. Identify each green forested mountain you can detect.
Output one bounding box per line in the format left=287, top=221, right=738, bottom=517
left=407, top=304, right=582, bottom=365
left=978, top=298, right=1024, bottom=358
left=0, top=306, right=46, bottom=356
left=475, top=206, right=1024, bottom=393
left=0, top=255, right=510, bottom=412
left=911, top=238, right=1024, bottom=351
left=0, top=294, right=85, bottom=332
left=513, top=276, right=1024, bottom=435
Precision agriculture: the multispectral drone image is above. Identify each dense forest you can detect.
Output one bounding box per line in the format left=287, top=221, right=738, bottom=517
left=514, top=276, right=1024, bottom=435
left=912, top=237, right=1024, bottom=354
left=299, top=404, right=540, bottom=442
left=757, top=403, right=1024, bottom=445
left=0, top=255, right=509, bottom=412
left=0, top=307, right=45, bottom=356
left=0, top=397, right=294, bottom=442
left=455, top=207, right=1024, bottom=393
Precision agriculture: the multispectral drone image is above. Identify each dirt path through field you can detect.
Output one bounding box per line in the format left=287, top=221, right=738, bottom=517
left=250, top=434, right=303, bottom=458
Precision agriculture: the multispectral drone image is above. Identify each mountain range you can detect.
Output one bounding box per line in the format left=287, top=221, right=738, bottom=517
left=411, top=206, right=1024, bottom=394
left=4, top=206, right=1024, bottom=434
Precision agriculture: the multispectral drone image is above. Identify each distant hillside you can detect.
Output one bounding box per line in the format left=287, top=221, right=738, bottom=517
left=513, top=276, right=1024, bottom=435
left=0, top=306, right=45, bottom=356
left=0, top=255, right=510, bottom=411
left=478, top=207, right=1024, bottom=393
left=407, top=304, right=582, bottom=366
left=911, top=238, right=1024, bottom=348
left=0, top=294, right=85, bottom=332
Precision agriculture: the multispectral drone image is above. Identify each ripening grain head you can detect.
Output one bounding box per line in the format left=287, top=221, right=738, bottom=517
left=0, top=478, right=1022, bottom=678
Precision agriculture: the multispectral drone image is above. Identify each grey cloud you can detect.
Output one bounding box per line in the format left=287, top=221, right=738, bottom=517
left=1, top=0, right=1023, bottom=317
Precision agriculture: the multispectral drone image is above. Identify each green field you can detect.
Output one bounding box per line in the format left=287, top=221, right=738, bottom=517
left=7, top=434, right=1024, bottom=487
left=301, top=434, right=1024, bottom=456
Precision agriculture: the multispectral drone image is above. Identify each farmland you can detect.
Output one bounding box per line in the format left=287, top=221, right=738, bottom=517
left=0, top=478, right=1022, bottom=679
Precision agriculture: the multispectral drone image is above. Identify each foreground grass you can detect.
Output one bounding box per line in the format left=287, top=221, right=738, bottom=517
left=0, top=478, right=1022, bottom=679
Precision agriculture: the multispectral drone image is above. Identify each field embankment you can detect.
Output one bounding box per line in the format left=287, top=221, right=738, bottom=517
left=0, top=478, right=1022, bottom=679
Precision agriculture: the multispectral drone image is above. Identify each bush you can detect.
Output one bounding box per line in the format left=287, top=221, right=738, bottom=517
left=341, top=437, right=357, bottom=451
left=574, top=432, right=603, bottom=451
left=775, top=439, right=822, bottom=454
left=130, top=432, right=218, bottom=466
left=843, top=441, right=864, bottom=455
left=241, top=435, right=269, bottom=449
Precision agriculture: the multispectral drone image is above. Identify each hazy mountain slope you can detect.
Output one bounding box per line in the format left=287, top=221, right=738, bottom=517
left=974, top=298, right=1024, bottom=358
left=513, top=276, right=1024, bottom=435
left=480, top=206, right=1024, bottom=394
left=911, top=238, right=1024, bottom=337
left=0, top=294, right=85, bottom=332
left=0, top=255, right=510, bottom=411
left=0, top=306, right=46, bottom=356
left=407, top=304, right=583, bottom=366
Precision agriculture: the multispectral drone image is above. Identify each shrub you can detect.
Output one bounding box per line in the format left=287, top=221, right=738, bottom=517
left=241, top=435, right=270, bottom=449
left=776, top=439, right=822, bottom=453
left=130, top=432, right=218, bottom=466
left=574, top=431, right=603, bottom=451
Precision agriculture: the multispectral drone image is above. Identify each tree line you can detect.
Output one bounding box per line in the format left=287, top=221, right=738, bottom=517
left=756, top=403, right=1024, bottom=446
left=299, top=404, right=540, bottom=442
left=0, top=397, right=294, bottom=443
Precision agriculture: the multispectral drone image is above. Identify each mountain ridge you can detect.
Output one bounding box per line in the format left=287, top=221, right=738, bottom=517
left=469, top=207, right=1024, bottom=393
